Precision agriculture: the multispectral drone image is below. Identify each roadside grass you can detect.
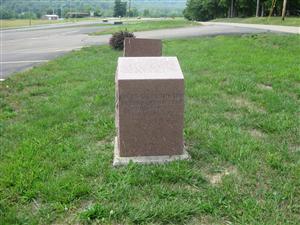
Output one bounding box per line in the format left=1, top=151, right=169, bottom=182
left=1, top=19, right=64, bottom=28
left=91, top=19, right=200, bottom=35
left=0, top=18, right=108, bottom=29
left=212, top=16, right=300, bottom=26
left=1, top=34, right=300, bottom=224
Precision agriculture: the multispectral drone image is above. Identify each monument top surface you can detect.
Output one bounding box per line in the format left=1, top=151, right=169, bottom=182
left=117, top=57, right=184, bottom=80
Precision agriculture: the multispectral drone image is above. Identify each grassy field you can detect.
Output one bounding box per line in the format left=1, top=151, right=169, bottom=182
left=1, top=34, right=300, bottom=224
left=0, top=18, right=196, bottom=30
left=212, top=17, right=300, bottom=26
left=0, top=18, right=109, bottom=29
left=91, top=19, right=200, bottom=35
left=1, top=19, right=58, bottom=28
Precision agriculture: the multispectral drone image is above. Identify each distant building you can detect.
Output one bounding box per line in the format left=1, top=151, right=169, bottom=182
left=43, top=14, right=59, bottom=20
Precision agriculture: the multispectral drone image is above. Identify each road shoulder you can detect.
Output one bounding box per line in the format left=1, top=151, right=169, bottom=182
left=201, top=22, right=300, bottom=34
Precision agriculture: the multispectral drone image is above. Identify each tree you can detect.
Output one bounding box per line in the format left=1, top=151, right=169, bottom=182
left=94, top=9, right=102, bottom=17
left=230, top=0, right=235, bottom=17
left=282, top=0, right=287, bottom=20
left=184, top=0, right=209, bottom=21
left=268, top=0, right=277, bottom=17
left=256, top=0, right=260, bottom=17
left=113, top=0, right=127, bottom=17
left=184, top=0, right=227, bottom=21
left=184, top=0, right=299, bottom=21
left=128, top=8, right=139, bottom=17
left=143, top=9, right=150, bottom=17
left=0, top=8, right=15, bottom=19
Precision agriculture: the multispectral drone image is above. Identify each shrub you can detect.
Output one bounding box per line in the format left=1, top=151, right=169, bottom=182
left=109, top=30, right=135, bottom=50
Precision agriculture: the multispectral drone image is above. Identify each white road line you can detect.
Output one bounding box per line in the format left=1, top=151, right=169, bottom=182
left=0, top=60, right=49, bottom=64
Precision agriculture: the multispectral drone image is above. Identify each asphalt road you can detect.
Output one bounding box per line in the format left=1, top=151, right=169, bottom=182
left=0, top=22, right=276, bottom=79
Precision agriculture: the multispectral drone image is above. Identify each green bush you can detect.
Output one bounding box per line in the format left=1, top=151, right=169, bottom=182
left=109, top=30, right=135, bottom=50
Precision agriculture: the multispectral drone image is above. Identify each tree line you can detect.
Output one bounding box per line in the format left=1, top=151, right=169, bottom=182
left=183, top=0, right=300, bottom=21
left=0, top=0, right=184, bottom=20
left=112, top=0, right=182, bottom=18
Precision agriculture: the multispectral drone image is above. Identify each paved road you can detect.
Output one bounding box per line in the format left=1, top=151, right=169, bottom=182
left=0, top=22, right=281, bottom=79
left=202, top=22, right=300, bottom=34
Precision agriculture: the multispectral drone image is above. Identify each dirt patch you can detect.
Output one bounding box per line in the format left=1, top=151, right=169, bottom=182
left=96, top=139, right=110, bottom=146
left=29, top=198, right=42, bottom=214
left=188, top=215, right=232, bottom=225
left=206, top=166, right=238, bottom=185
left=95, top=136, right=115, bottom=147
left=257, top=83, right=273, bottom=90
left=188, top=98, right=205, bottom=106
left=248, top=128, right=266, bottom=139
left=54, top=200, right=93, bottom=225
left=294, top=82, right=300, bottom=89
left=170, top=183, right=201, bottom=193
left=25, top=82, right=48, bottom=88
left=289, top=145, right=300, bottom=153
left=232, top=97, right=266, bottom=113
left=224, top=112, right=241, bottom=120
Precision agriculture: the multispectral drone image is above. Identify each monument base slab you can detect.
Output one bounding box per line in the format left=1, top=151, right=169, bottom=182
left=113, top=137, right=190, bottom=166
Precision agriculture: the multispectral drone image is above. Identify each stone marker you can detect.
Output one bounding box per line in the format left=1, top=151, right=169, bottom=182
left=114, top=57, right=190, bottom=166
left=123, top=38, right=162, bottom=57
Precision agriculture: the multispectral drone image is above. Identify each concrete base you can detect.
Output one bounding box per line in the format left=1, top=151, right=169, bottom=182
left=113, top=137, right=190, bottom=166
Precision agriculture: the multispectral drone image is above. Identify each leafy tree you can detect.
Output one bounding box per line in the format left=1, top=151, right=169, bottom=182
left=0, top=8, right=16, bottom=19
left=143, top=9, right=150, bottom=17
left=1, top=0, right=299, bottom=20
left=128, top=8, right=139, bottom=17
left=184, top=0, right=225, bottom=21
left=113, top=0, right=127, bottom=17
left=236, top=0, right=256, bottom=17
left=184, top=0, right=300, bottom=20
left=18, top=12, right=37, bottom=19
left=94, top=9, right=102, bottom=17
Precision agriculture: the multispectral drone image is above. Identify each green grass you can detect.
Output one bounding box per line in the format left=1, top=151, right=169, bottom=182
left=1, top=34, right=300, bottom=224
left=91, top=19, right=200, bottom=35
left=0, top=18, right=108, bottom=29
left=212, top=17, right=300, bottom=26
left=0, top=19, right=66, bottom=28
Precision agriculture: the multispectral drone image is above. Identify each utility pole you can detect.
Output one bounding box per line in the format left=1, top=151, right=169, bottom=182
left=281, top=0, right=287, bottom=20
left=29, top=5, right=32, bottom=26
left=128, top=0, right=132, bottom=17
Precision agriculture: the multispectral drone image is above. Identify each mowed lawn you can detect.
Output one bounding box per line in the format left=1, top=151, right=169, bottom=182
left=212, top=17, right=300, bottom=26
left=0, top=34, right=299, bottom=224
left=91, top=19, right=200, bottom=35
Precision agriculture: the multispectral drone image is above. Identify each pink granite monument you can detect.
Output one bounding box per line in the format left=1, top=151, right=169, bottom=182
left=114, top=57, right=189, bottom=166
left=123, top=38, right=162, bottom=57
